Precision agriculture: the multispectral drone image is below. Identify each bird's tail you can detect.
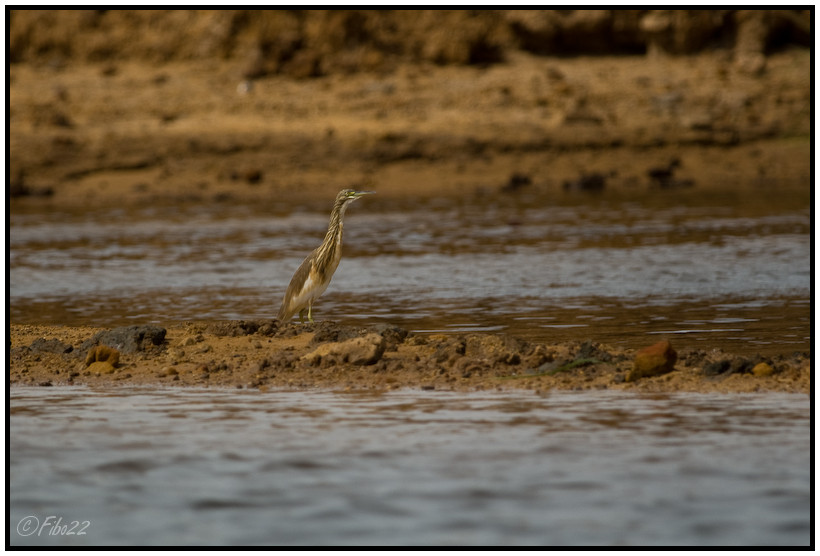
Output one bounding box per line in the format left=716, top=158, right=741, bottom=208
left=277, top=302, right=293, bottom=323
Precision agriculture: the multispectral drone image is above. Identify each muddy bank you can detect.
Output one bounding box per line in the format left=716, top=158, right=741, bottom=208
left=9, top=10, right=810, bottom=71
left=9, top=322, right=810, bottom=393
left=9, top=12, right=811, bottom=209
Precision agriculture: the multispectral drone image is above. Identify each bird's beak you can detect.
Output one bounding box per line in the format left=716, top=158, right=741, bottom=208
left=351, top=191, right=375, bottom=198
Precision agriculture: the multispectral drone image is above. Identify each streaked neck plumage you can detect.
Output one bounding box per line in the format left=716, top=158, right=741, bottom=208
left=315, top=197, right=351, bottom=277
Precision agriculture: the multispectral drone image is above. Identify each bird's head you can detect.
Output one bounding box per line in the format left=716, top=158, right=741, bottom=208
left=337, top=189, right=375, bottom=203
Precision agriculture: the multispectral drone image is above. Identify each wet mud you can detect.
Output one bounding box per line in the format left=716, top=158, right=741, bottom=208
left=9, top=321, right=810, bottom=393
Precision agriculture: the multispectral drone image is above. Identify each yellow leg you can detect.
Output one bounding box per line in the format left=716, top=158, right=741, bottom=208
left=307, top=302, right=314, bottom=323
left=299, top=309, right=306, bottom=324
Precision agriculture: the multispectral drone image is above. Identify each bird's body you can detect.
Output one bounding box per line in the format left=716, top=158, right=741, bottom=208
left=277, top=189, right=374, bottom=323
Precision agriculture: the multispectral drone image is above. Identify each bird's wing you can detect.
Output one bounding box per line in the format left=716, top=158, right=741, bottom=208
left=277, top=251, right=317, bottom=321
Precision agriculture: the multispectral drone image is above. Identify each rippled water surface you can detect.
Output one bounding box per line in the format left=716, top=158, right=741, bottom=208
left=10, top=188, right=810, bottom=353
left=9, top=387, right=810, bottom=546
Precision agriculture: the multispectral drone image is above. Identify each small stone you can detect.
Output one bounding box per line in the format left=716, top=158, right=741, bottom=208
left=302, top=333, right=386, bottom=366
left=752, top=362, right=775, bottom=377
left=628, top=340, right=677, bottom=382
left=85, top=345, right=120, bottom=367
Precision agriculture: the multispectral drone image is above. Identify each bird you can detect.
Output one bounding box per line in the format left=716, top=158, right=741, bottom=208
left=277, top=189, right=375, bottom=323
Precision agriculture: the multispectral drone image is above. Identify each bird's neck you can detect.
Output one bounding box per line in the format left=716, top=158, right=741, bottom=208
left=325, top=200, right=348, bottom=243
left=316, top=201, right=348, bottom=270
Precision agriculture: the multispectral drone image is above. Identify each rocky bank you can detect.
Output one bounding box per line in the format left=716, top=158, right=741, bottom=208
left=9, top=322, right=811, bottom=393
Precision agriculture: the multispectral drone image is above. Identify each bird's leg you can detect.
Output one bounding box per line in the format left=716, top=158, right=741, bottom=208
left=299, top=309, right=306, bottom=324
left=307, top=301, right=314, bottom=323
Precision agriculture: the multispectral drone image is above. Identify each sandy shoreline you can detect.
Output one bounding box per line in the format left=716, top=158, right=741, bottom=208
left=9, top=321, right=811, bottom=393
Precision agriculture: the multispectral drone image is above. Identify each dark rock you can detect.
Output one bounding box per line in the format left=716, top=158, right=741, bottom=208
left=29, top=337, right=73, bottom=354
left=728, top=358, right=754, bottom=375
left=703, top=359, right=731, bottom=376
left=82, top=325, right=166, bottom=354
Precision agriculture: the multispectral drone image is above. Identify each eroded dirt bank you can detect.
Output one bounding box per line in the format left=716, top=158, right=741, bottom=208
left=9, top=322, right=810, bottom=393
left=9, top=11, right=811, bottom=208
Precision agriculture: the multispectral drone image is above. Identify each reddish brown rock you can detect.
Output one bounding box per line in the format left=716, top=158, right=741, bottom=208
left=627, top=340, right=677, bottom=382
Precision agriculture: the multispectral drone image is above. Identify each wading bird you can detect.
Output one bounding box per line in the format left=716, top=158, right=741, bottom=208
left=277, top=189, right=375, bottom=323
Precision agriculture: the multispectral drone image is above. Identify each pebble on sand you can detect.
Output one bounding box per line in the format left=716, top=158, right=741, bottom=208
left=752, top=362, right=775, bottom=377
left=627, top=340, right=677, bottom=382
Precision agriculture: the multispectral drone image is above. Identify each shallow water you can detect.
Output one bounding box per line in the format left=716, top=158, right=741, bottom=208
left=9, top=188, right=810, bottom=354
left=9, top=387, right=810, bottom=546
